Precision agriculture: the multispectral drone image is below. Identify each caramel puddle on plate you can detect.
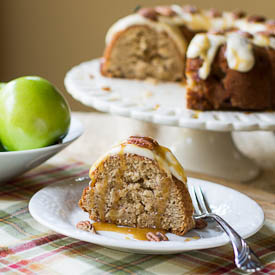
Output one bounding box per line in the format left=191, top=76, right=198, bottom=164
left=93, top=222, right=166, bottom=241
left=184, top=236, right=200, bottom=242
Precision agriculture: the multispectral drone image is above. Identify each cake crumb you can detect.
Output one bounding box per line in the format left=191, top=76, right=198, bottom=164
left=145, top=77, right=158, bottom=85
left=154, top=104, right=160, bottom=110
left=101, top=86, right=111, bottom=92
left=143, top=90, right=153, bottom=98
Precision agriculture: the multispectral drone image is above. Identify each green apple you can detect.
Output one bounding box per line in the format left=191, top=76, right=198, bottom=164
left=0, top=83, right=6, bottom=90
left=0, top=76, right=71, bottom=151
left=0, top=142, right=5, bottom=152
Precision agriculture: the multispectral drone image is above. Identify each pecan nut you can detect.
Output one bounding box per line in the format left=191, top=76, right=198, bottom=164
left=155, top=6, right=176, bottom=17
left=127, top=136, right=159, bottom=150
left=146, top=232, right=168, bottom=241
left=208, top=8, right=222, bottom=18
left=236, top=31, right=253, bottom=39
left=232, top=10, right=246, bottom=19
left=256, top=31, right=275, bottom=38
left=138, top=8, right=158, bottom=21
left=208, top=30, right=225, bottom=36
left=195, top=218, right=207, bottom=229
left=76, top=221, right=96, bottom=234
left=247, top=15, right=266, bottom=23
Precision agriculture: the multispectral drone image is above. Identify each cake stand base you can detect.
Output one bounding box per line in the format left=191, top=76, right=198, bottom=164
left=170, top=129, right=260, bottom=182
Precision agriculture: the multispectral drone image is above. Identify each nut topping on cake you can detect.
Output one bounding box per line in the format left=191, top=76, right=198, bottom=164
left=236, top=31, right=254, bottom=39
left=247, top=15, right=266, bottom=23
left=138, top=8, right=158, bottom=21
left=146, top=232, right=169, bottom=241
left=76, top=221, right=96, bottom=234
left=155, top=6, right=176, bottom=17
left=257, top=31, right=275, bottom=38
left=208, top=30, right=225, bottom=35
left=232, top=10, right=246, bottom=19
left=126, top=136, right=159, bottom=150
left=208, top=8, right=222, bottom=18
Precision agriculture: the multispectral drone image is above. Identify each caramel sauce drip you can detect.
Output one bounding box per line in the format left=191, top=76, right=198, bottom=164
left=155, top=177, right=170, bottom=228
left=97, top=164, right=109, bottom=221
left=93, top=222, right=167, bottom=241
left=155, top=145, right=187, bottom=183
left=108, top=144, right=126, bottom=222
left=184, top=236, right=200, bottom=242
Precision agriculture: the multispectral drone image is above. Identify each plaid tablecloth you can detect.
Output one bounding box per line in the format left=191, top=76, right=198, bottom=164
left=0, top=162, right=274, bottom=274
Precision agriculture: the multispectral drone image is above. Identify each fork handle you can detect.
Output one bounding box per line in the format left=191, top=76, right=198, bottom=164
left=206, top=213, right=262, bottom=271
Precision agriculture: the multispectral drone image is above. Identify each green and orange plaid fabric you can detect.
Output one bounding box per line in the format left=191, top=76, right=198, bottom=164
left=0, top=162, right=274, bottom=274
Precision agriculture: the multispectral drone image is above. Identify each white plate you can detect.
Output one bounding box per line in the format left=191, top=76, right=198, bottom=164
left=64, top=59, right=275, bottom=131
left=0, top=116, right=83, bottom=183
left=29, top=178, right=264, bottom=254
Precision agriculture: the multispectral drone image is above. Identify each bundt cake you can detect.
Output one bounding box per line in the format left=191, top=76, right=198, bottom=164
left=101, top=5, right=275, bottom=111
left=79, top=136, right=195, bottom=236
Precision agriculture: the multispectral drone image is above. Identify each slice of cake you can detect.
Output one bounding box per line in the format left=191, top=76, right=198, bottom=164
left=79, top=136, right=195, bottom=236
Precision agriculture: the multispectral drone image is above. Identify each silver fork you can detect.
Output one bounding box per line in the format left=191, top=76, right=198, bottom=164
left=190, top=186, right=263, bottom=273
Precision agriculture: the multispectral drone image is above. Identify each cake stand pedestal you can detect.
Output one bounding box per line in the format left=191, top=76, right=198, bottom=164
left=64, top=59, right=275, bottom=182
left=170, top=129, right=259, bottom=181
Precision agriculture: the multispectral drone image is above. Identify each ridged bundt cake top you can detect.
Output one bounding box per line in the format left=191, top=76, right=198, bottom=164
left=89, top=136, right=187, bottom=184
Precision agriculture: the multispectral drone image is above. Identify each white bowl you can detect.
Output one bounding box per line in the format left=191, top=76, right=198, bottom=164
left=0, top=116, right=83, bottom=183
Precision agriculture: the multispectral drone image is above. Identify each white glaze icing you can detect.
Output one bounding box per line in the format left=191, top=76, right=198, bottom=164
left=225, top=33, right=255, bottom=72
left=234, top=19, right=266, bottom=34
left=253, top=33, right=275, bottom=50
left=89, top=142, right=187, bottom=184
left=187, top=32, right=255, bottom=79
left=187, top=33, right=225, bottom=79
left=170, top=5, right=212, bottom=30
left=105, top=14, right=187, bottom=55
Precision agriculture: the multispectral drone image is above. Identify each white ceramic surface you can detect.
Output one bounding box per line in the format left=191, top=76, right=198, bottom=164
left=64, top=58, right=275, bottom=132
left=171, top=130, right=260, bottom=182
left=29, top=178, right=264, bottom=254
left=0, top=116, right=83, bottom=183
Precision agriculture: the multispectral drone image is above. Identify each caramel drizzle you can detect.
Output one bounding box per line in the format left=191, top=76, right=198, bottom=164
left=93, top=222, right=167, bottom=241
left=108, top=144, right=126, bottom=222
left=154, top=177, right=170, bottom=228
left=98, top=164, right=109, bottom=221
left=155, top=145, right=187, bottom=183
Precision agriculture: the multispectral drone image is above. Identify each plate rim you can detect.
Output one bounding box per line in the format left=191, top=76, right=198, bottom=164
left=28, top=177, right=264, bottom=254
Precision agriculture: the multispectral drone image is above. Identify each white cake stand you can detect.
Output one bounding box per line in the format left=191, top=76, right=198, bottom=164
left=64, top=59, right=275, bottom=181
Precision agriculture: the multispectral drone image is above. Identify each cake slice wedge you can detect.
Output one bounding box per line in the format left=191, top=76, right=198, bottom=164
left=79, top=136, right=195, bottom=236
